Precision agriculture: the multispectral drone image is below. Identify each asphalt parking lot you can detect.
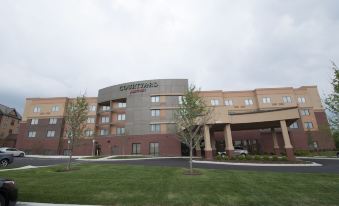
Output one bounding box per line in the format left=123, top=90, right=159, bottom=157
left=1, top=156, right=339, bottom=174
left=3, top=157, right=71, bottom=169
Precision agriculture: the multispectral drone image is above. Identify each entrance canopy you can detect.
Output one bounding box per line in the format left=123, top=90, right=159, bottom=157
left=208, top=107, right=300, bottom=131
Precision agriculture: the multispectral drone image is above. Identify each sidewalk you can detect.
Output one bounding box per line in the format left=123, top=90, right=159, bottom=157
left=193, top=160, right=322, bottom=167
left=78, top=155, right=199, bottom=161
left=26, top=155, right=90, bottom=159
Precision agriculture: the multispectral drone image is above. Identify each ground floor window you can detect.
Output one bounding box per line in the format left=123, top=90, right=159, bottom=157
left=63, top=149, right=70, bottom=156
left=132, top=143, right=141, bottom=155
left=149, top=142, right=159, bottom=156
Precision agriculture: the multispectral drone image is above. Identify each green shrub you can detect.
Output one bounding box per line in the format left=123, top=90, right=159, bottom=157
left=254, top=155, right=261, bottom=160
left=238, top=155, right=246, bottom=160
left=272, top=156, right=279, bottom=161
left=245, top=155, right=252, bottom=160
left=263, top=156, right=270, bottom=161
left=281, top=156, right=288, bottom=161
left=294, top=150, right=310, bottom=156
left=215, top=155, right=222, bottom=160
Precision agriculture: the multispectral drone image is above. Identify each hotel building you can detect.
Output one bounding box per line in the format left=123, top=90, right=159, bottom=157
left=16, top=79, right=335, bottom=160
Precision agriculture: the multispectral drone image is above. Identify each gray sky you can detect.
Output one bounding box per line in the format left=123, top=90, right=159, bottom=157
left=1, top=0, right=338, bottom=114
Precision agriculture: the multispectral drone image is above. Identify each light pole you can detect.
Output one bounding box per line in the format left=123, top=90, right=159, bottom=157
left=92, top=139, right=95, bottom=156
left=67, top=140, right=71, bottom=155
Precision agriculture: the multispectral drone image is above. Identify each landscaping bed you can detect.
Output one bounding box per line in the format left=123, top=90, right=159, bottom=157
left=109, top=155, right=150, bottom=159
left=214, top=155, right=309, bottom=164
left=81, top=155, right=108, bottom=159
left=294, top=150, right=339, bottom=157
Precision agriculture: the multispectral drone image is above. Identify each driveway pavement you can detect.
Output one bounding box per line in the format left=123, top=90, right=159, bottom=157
left=84, top=157, right=339, bottom=174
left=2, top=156, right=339, bottom=174
left=2, top=157, right=73, bottom=169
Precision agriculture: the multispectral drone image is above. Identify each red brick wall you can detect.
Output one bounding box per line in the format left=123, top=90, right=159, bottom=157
left=16, top=111, right=335, bottom=156
left=312, top=111, right=336, bottom=149
left=16, top=122, right=62, bottom=154
left=17, top=123, right=182, bottom=156
left=69, top=134, right=181, bottom=156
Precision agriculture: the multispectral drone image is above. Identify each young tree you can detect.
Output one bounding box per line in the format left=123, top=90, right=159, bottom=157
left=65, top=95, right=88, bottom=170
left=325, top=62, right=339, bottom=148
left=175, top=85, right=212, bottom=174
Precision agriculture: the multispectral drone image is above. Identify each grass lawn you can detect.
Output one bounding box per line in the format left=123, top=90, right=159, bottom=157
left=2, top=164, right=339, bottom=206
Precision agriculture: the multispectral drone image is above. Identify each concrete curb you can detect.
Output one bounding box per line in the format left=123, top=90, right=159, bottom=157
left=78, top=156, right=200, bottom=161
left=26, top=155, right=90, bottom=159
left=298, top=156, right=339, bottom=160
left=192, top=160, right=322, bottom=167
left=0, top=165, right=52, bottom=172
left=18, top=202, right=98, bottom=206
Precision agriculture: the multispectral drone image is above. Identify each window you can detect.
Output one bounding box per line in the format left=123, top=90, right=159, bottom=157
left=118, top=102, right=126, bottom=108
left=244, top=99, right=253, bottom=106
left=210, top=99, right=219, bottom=106
left=87, top=117, right=95, bottom=124
left=150, top=124, right=160, bottom=132
left=89, top=105, right=97, bottom=112
left=47, top=130, right=55, bottom=137
left=100, top=129, right=108, bottom=136
left=31, top=118, right=39, bottom=125
left=101, top=116, right=110, bottom=123
left=151, top=109, right=160, bottom=117
left=151, top=96, right=160, bottom=103
left=149, top=142, right=159, bottom=156
left=290, top=122, right=299, bottom=129
left=101, top=106, right=110, bottom=111
left=262, top=97, right=271, bottom=104
left=304, top=122, right=314, bottom=129
left=116, top=127, right=125, bottom=135
left=10, top=120, right=15, bottom=126
left=132, top=143, right=141, bottom=155
left=49, top=118, right=57, bottom=124
left=117, top=114, right=126, bottom=121
left=224, top=99, right=233, bottom=106
left=33, top=106, right=41, bottom=113
left=28, top=131, right=36, bottom=138
left=282, top=96, right=292, bottom=103
left=84, top=130, right=93, bottom=137
left=51, top=105, right=59, bottom=112
left=300, top=109, right=310, bottom=116
left=298, top=97, right=306, bottom=104
left=178, top=96, right=183, bottom=104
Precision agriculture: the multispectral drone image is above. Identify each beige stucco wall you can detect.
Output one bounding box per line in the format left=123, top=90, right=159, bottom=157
left=23, top=98, right=68, bottom=121
left=200, top=85, right=324, bottom=131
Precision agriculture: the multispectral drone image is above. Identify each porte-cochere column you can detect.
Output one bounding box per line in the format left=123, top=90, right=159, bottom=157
left=271, top=128, right=280, bottom=155
left=280, top=120, right=295, bottom=161
left=224, top=124, right=234, bottom=158
left=204, top=125, right=213, bottom=160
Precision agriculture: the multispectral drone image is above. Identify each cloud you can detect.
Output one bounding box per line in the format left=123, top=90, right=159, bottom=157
left=0, top=0, right=339, bottom=114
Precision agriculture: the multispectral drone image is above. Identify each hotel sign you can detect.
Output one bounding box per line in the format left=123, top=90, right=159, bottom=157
left=120, top=81, right=159, bottom=92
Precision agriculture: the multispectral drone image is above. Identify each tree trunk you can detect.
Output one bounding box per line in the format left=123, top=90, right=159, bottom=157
left=189, top=140, right=193, bottom=174
left=67, top=138, right=73, bottom=170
